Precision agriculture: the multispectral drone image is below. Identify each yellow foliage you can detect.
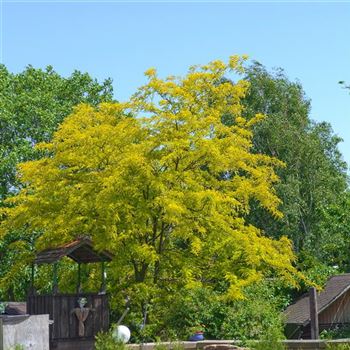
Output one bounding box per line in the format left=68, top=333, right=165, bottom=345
left=0, top=56, right=302, bottom=299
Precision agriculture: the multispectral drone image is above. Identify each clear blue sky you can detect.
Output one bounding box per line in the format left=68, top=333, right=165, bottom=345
left=2, top=1, right=350, bottom=165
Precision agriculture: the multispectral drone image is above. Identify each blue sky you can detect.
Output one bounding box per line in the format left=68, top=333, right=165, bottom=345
left=2, top=1, right=350, bottom=165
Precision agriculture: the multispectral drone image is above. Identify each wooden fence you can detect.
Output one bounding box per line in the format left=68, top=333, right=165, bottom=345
left=27, top=293, right=109, bottom=349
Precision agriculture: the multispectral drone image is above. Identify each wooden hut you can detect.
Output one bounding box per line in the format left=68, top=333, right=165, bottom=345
left=284, top=274, right=350, bottom=339
left=27, top=238, right=113, bottom=350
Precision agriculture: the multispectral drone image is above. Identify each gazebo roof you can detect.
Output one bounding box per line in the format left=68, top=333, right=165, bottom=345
left=34, top=238, right=114, bottom=264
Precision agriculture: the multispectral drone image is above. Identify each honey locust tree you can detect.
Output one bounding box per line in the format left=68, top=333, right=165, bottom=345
left=1, top=57, right=300, bottom=327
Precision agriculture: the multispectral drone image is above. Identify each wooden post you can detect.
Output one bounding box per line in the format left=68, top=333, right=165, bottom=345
left=53, top=262, right=59, bottom=295
left=310, top=287, right=319, bottom=339
left=29, top=263, right=35, bottom=295
left=76, top=263, right=81, bottom=294
left=100, top=261, right=106, bottom=294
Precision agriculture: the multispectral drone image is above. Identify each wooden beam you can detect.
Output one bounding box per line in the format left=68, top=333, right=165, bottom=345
left=76, top=263, right=81, bottom=294
left=29, top=263, right=35, bottom=296
left=53, top=262, right=59, bottom=295
left=310, top=287, right=319, bottom=339
left=100, top=261, right=106, bottom=294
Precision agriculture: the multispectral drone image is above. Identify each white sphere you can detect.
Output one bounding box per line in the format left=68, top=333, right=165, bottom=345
left=113, top=325, right=131, bottom=343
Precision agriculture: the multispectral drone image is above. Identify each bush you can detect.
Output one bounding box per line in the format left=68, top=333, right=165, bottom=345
left=249, top=323, right=286, bottom=350
left=326, top=344, right=350, bottom=350
left=95, top=330, right=128, bottom=350
left=9, top=346, right=24, bottom=350
left=321, top=324, right=350, bottom=340
left=108, top=280, right=290, bottom=342
left=163, top=281, right=287, bottom=343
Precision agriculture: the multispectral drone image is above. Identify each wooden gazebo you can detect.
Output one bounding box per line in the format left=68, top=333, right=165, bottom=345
left=27, top=238, right=113, bottom=350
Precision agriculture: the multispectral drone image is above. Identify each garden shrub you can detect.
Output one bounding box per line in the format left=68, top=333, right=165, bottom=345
left=9, top=345, right=24, bottom=350
left=154, top=342, right=170, bottom=350
left=248, top=321, right=286, bottom=350
left=109, top=279, right=290, bottom=343
left=326, top=344, right=350, bottom=350
left=171, top=342, right=185, bottom=350
left=95, top=329, right=128, bottom=350
left=321, top=324, right=350, bottom=340
left=162, top=281, right=288, bottom=343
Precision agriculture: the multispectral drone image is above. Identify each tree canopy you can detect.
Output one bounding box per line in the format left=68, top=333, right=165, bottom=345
left=241, top=62, right=349, bottom=271
left=0, top=65, right=113, bottom=299
left=0, top=64, right=114, bottom=203
left=0, top=57, right=300, bottom=305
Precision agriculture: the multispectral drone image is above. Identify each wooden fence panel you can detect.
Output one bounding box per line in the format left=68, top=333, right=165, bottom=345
left=27, top=293, right=109, bottom=342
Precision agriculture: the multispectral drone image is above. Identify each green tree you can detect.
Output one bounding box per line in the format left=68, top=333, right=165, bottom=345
left=0, top=65, right=113, bottom=202
left=0, top=65, right=113, bottom=299
left=309, top=191, right=350, bottom=271
left=241, top=62, right=349, bottom=271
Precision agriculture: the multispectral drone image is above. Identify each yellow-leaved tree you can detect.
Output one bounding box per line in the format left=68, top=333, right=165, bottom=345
left=1, top=56, right=300, bottom=315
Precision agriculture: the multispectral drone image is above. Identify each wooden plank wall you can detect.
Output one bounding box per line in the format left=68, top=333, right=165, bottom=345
left=319, top=289, right=350, bottom=324
left=27, top=293, right=109, bottom=341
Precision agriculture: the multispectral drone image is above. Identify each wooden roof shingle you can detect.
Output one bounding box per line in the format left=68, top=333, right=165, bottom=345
left=284, top=274, right=350, bottom=326
left=34, top=238, right=113, bottom=264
